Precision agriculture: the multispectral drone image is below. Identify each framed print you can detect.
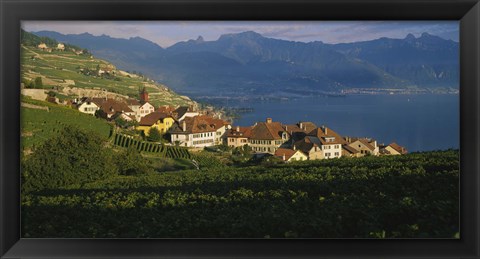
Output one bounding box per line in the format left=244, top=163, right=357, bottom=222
left=1, top=0, right=479, bottom=258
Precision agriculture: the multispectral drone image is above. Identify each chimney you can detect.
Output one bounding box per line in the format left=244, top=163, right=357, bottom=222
left=182, top=121, right=186, bottom=132
left=285, top=126, right=288, bottom=131
left=266, top=118, right=272, bottom=124
left=293, top=145, right=296, bottom=150
left=236, top=126, right=240, bottom=132
left=282, top=153, right=286, bottom=161
left=299, top=122, right=303, bottom=130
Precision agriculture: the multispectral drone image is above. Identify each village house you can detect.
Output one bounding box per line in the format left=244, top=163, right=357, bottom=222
left=196, top=115, right=231, bottom=145
left=37, top=43, right=47, bottom=50
left=249, top=118, right=290, bottom=154
left=173, top=106, right=199, bottom=121
left=137, top=102, right=155, bottom=120
left=345, top=137, right=379, bottom=156
left=168, top=116, right=217, bottom=148
left=293, top=126, right=346, bottom=160
left=127, top=88, right=155, bottom=121
left=342, top=145, right=362, bottom=158
left=157, top=105, right=177, bottom=115
left=91, top=98, right=135, bottom=119
left=274, top=147, right=308, bottom=162
left=73, top=98, right=99, bottom=116
left=136, top=111, right=175, bottom=136
left=227, top=126, right=252, bottom=148
left=126, top=99, right=141, bottom=114
left=293, top=136, right=323, bottom=160
left=56, top=43, right=65, bottom=51
left=380, top=142, right=408, bottom=155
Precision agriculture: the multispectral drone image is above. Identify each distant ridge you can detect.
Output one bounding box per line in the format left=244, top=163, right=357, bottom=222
left=33, top=30, right=459, bottom=96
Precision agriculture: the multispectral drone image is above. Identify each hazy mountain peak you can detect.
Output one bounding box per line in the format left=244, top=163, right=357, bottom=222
left=79, top=32, right=93, bottom=36
left=421, top=32, right=432, bottom=38
left=196, top=36, right=204, bottom=42
left=219, top=31, right=264, bottom=41
left=405, top=33, right=416, bottom=41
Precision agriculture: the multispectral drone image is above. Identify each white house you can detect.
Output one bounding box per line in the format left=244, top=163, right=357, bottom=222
left=76, top=100, right=99, bottom=116
left=168, top=116, right=217, bottom=148
left=195, top=115, right=231, bottom=145
left=137, top=102, right=155, bottom=121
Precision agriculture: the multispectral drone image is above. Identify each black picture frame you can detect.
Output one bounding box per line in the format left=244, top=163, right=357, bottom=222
left=1, top=0, right=479, bottom=258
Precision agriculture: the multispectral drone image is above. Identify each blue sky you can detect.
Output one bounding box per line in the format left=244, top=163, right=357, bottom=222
left=22, top=21, right=459, bottom=48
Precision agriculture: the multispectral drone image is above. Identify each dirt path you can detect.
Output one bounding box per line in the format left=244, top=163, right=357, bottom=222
left=21, top=102, right=49, bottom=111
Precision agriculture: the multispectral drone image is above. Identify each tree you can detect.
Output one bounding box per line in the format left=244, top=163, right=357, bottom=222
left=147, top=127, right=162, bottom=142
left=95, top=109, right=108, bottom=119
left=34, top=77, right=43, bottom=88
left=116, top=145, right=153, bottom=176
left=22, top=127, right=118, bottom=192
left=47, top=91, right=56, bottom=97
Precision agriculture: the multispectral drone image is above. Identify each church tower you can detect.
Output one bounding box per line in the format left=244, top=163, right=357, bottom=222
left=139, top=87, right=149, bottom=103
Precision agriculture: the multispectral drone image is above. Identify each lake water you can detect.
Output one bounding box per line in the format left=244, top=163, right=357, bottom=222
left=221, top=94, right=459, bottom=152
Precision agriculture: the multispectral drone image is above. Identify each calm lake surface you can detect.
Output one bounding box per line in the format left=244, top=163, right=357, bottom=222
left=223, top=94, right=459, bottom=152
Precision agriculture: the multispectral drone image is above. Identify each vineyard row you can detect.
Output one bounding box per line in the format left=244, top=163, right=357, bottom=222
left=113, top=133, right=191, bottom=159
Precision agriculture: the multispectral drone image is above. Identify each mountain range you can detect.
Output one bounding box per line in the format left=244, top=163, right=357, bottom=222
left=33, top=30, right=459, bottom=97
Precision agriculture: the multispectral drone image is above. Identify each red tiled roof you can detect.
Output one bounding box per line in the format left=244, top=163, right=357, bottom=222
left=298, top=122, right=317, bottom=132
left=357, top=138, right=376, bottom=151
left=227, top=126, right=252, bottom=138
left=307, top=126, right=346, bottom=145
left=343, top=145, right=359, bottom=154
left=126, top=99, right=140, bottom=106
left=283, top=124, right=304, bottom=133
left=250, top=121, right=286, bottom=140
left=197, top=115, right=229, bottom=130
left=91, top=98, right=133, bottom=115
left=157, top=105, right=177, bottom=114
left=169, top=116, right=217, bottom=134
left=389, top=142, right=408, bottom=154
left=293, top=137, right=320, bottom=154
left=139, top=112, right=173, bottom=126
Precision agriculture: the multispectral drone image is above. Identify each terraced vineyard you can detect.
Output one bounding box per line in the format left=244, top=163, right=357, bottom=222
left=21, top=98, right=112, bottom=151
left=20, top=31, right=194, bottom=107
left=22, top=150, right=459, bottom=238
left=113, top=133, right=191, bottom=159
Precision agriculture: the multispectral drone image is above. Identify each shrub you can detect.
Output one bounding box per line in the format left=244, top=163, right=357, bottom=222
left=147, top=127, right=162, bottom=142
left=22, top=127, right=118, bottom=192
left=116, top=145, right=154, bottom=176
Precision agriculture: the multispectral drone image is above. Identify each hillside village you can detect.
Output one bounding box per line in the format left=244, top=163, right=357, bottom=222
left=21, top=38, right=408, bottom=163
left=25, top=82, right=407, bottom=163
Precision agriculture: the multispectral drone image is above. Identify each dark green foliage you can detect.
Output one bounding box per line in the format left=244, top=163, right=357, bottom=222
left=147, top=127, right=162, bottom=142
left=114, top=117, right=137, bottom=129
left=47, top=91, right=56, bottom=97
left=22, top=150, right=459, bottom=238
left=117, top=146, right=154, bottom=176
left=95, top=109, right=108, bottom=119
left=34, top=77, right=43, bottom=88
left=22, top=127, right=118, bottom=192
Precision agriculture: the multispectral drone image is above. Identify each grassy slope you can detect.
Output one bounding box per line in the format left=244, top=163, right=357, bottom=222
left=21, top=98, right=112, bottom=150
left=22, top=150, right=459, bottom=238
left=21, top=45, right=193, bottom=107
